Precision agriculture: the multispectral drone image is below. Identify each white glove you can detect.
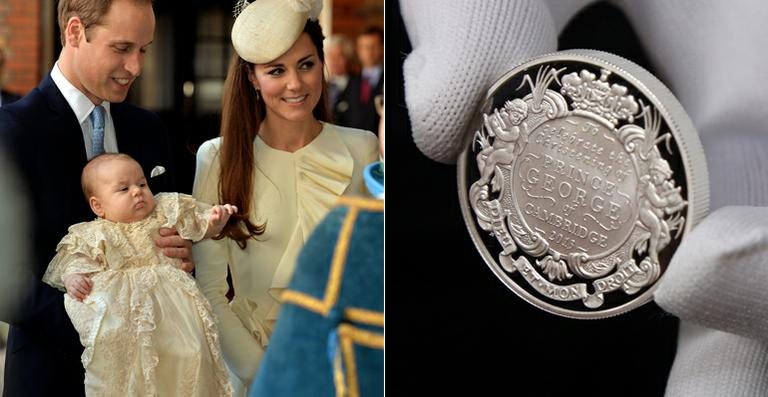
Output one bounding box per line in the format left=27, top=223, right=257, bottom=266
left=400, top=0, right=558, bottom=164
left=617, top=1, right=768, bottom=395
left=655, top=206, right=768, bottom=395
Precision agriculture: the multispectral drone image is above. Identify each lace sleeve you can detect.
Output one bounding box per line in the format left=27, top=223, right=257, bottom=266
left=157, top=192, right=211, bottom=242
left=42, top=230, right=107, bottom=291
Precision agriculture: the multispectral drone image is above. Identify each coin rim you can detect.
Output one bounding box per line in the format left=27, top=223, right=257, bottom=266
left=457, top=49, right=710, bottom=319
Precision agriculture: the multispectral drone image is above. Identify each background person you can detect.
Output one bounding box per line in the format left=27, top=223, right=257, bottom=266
left=324, top=33, right=357, bottom=124
left=337, top=25, right=383, bottom=134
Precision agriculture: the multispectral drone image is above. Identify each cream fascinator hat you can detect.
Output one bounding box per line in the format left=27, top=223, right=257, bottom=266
left=231, top=0, right=323, bottom=64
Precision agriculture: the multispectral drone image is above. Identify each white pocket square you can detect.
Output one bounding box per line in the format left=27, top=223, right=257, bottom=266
left=150, top=165, right=166, bottom=178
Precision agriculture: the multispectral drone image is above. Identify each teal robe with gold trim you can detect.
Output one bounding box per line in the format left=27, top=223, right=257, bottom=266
left=249, top=195, right=384, bottom=397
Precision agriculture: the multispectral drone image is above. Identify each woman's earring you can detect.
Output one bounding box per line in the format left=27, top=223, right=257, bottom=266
left=256, top=89, right=261, bottom=101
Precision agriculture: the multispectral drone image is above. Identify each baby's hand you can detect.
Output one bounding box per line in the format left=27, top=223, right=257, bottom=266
left=63, top=273, right=93, bottom=301
left=209, top=204, right=238, bottom=236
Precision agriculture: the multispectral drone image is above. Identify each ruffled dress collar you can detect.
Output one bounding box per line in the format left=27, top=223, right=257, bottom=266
left=254, top=122, right=354, bottom=292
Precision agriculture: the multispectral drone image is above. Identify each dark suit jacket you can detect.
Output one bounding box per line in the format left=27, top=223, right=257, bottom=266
left=0, top=74, right=175, bottom=397
left=0, top=89, right=21, bottom=106
left=334, top=70, right=383, bottom=135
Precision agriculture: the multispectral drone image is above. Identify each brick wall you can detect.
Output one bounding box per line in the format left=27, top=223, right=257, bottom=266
left=1, top=0, right=41, bottom=96
left=331, top=0, right=383, bottom=38
left=0, top=0, right=380, bottom=97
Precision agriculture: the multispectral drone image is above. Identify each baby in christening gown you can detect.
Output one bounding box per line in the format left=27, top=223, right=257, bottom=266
left=42, top=153, right=235, bottom=397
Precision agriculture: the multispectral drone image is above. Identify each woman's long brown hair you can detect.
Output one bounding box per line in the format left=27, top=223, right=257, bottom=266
left=217, top=19, right=331, bottom=249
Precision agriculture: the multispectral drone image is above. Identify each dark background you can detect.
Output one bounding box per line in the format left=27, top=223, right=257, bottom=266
left=386, top=2, right=678, bottom=395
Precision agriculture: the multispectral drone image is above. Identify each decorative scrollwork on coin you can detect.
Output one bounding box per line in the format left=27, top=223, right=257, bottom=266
left=458, top=50, right=709, bottom=319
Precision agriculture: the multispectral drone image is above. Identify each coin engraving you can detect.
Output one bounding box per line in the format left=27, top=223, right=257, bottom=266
left=460, top=51, right=707, bottom=318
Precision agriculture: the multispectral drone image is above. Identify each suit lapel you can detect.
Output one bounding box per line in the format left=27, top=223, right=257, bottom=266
left=38, top=75, right=88, bottom=162
left=112, top=103, right=133, bottom=153
left=374, top=74, right=384, bottom=94
left=33, top=75, right=92, bottom=224
left=112, top=104, right=174, bottom=192
left=112, top=103, right=149, bottom=165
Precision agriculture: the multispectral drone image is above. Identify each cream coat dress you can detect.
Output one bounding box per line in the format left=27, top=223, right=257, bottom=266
left=191, top=123, right=378, bottom=386
left=43, top=193, right=233, bottom=397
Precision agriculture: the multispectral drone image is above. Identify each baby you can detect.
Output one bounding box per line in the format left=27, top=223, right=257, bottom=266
left=43, top=153, right=234, bottom=396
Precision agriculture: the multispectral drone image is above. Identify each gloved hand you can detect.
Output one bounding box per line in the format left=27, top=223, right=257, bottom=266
left=654, top=206, right=768, bottom=395
left=401, top=0, right=602, bottom=163
left=401, top=0, right=768, bottom=395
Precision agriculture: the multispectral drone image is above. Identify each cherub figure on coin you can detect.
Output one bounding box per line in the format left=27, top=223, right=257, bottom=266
left=637, top=156, right=685, bottom=265
left=476, top=98, right=529, bottom=187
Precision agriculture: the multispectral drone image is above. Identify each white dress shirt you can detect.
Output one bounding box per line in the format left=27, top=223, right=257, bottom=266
left=361, top=64, right=383, bottom=88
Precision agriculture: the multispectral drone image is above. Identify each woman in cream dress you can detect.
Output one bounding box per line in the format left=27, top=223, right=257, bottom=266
left=192, top=0, right=378, bottom=392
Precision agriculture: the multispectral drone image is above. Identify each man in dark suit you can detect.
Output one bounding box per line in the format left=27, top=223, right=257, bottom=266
left=0, top=1, right=193, bottom=395
left=0, top=44, right=22, bottom=107
left=326, top=34, right=356, bottom=125
left=335, top=26, right=383, bottom=135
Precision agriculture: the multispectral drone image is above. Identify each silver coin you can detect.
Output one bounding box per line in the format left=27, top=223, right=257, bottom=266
left=458, top=50, right=709, bottom=319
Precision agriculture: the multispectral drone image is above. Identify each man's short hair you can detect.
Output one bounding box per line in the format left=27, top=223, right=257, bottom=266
left=57, top=0, right=153, bottom=46
left=359, top=25, right=384, bottom=43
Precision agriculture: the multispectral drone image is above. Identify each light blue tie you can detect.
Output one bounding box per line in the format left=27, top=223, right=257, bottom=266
left=89, top=105, right=106, bottom=157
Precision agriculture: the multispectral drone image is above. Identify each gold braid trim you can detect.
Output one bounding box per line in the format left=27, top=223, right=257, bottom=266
left=338, top=323, right=384, bottom=349
left=337, top=195, right=384, bottom=212
left=333, top=349, right=348, bottom=397
left=324, top=205, right=358, bottom=310
left=280, top=206, right=360, bottom=315
left=337, top=323, right=385, bottom=397
left=340, top=332, right=359, bottom=397
left=280, top=290, right=327, bottom=315
left=344, top=308, right=384, bottom=327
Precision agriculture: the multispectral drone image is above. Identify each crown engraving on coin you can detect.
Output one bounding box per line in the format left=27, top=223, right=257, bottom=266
left=459, top=50, right=708, bottom=318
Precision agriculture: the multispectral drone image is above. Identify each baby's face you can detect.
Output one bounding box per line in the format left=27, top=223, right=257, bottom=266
left=91, top=158, right=156, bottom=223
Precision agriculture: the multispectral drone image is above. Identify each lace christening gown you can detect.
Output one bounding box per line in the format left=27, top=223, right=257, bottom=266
left=43, top=193, right=233, bottom=396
